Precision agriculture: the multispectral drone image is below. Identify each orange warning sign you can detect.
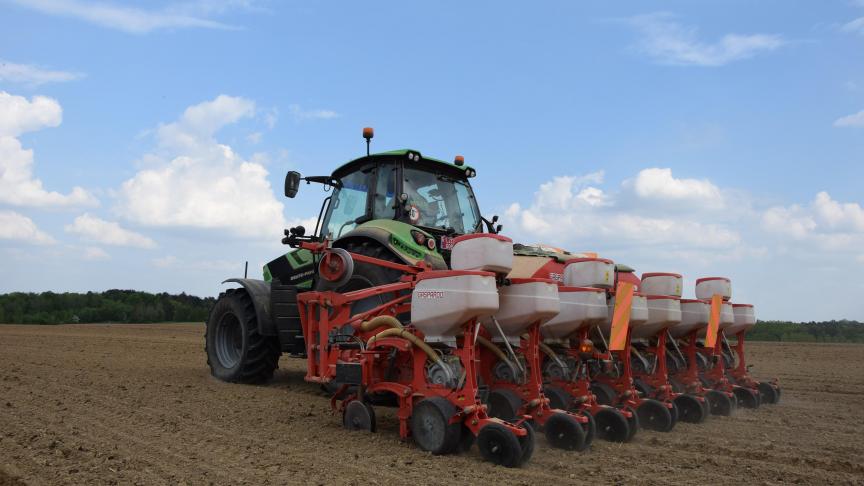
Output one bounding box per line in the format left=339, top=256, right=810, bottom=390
left=704, top=294, right=722, bottom=349
left=609, top=282, right=634, bottom=351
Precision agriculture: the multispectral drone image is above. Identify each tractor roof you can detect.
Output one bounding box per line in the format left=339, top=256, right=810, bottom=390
left=333, top=149, right=476, bottom=179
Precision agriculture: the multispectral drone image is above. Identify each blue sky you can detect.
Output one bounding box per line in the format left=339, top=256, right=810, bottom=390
left=1, top=0, right=862, bottom=321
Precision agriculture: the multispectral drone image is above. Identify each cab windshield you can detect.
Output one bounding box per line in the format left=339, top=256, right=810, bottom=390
left=402, top=167, right=481, bottom=234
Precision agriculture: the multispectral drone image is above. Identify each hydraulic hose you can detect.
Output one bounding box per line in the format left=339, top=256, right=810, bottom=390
left=521, top=333, right=568, bottom=372
left=366, top=327, right=454, bottom=384
left=476, top=335, right=522, bottom=383
left=476, top=335, right=509, bottom=362
left=359, top=315, right=403, bottom=332
left=366, top=328, right=437, bottom=361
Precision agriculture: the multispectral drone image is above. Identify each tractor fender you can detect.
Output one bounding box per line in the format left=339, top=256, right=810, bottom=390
left=222, top=278, right=276, bottom=336
left=335, top=224, right=447, bottom=270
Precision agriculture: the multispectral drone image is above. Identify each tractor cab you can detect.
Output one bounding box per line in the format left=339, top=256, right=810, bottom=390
left=320, top=149, right=481, bottom=242
left=266, top=129, right=496, bottom=289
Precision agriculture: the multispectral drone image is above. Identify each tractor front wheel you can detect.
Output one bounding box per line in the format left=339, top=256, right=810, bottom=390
left=206, top=288, right=280, bottom=384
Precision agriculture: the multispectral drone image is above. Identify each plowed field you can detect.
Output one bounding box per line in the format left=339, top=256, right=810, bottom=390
left=1, top=324, right=862, bottom=485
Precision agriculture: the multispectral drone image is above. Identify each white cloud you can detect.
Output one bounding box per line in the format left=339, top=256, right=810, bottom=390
left=246, top=132, right=262, bottom=144
left=626, top=13, right=785, bottom=66
left=0, top=210, right=55, bottom=245
left=0, top=92, right=97, bottom=207
left=842, top=16, right=864, bottom=35
left=760, top=192, right=864, bottom=257
left=812, top=191, right=864, bottom=232
left=630, top=167, right=723, bottom=207
left=833, top=109, right=864, bottom=128
left=65, top=214, right=157, bottom=248
left=503, top=169, right=740, bottom=252
left=0, top=60, right=84, bottom=86
left=0, top=91, right=62, bottom=136
left=288, top=104, right=339, bottom=121
left=8, top=0, right=241, bottom=34
left=762, top=192, right=864, bottom=241
left=83, top=246, right=110, bottom=260
left=115, top=95, right=288, bottom=239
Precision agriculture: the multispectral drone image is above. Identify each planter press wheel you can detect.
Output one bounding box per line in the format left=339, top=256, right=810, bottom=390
left=733, top=386, right=760, bottom=409
left=517, top=422, right=535, bottom=464
left=757, top=382, right=779, bottom=405
left=593, top=407, right=630, bottom=443
left=674, top=394, right=707, bottom=423
left=590, top=382, right=619, bottom=406
left=543, top=412, right=587, bottom=451
left=343, top=401, right=376, bottom=432
left=580, top=411, right=596, bottom=448
left=477, top=423, right=525, bottom=468
left=705, top=389, right=733, bottom=416
left=410, top=397, right=461, bottom=455
left=636, top=399, right=674, bottom=432
left=543, top=386, right=574, bottom=411
left=624, top=405, right=640, bottom=441
left=486, top=389, right=523, bottom=421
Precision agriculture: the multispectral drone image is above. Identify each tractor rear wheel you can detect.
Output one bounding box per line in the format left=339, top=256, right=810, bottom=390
left=206, top=288, right=280, bottom=384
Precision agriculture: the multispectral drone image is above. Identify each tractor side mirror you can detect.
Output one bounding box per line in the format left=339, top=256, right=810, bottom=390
left=285, top=171, right=301, bottom=198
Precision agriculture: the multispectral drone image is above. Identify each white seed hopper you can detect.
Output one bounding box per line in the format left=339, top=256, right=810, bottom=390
left=633, top=295, right=682, bottom=339
left=450, top=234, right=514, bottom=275
left=727, top=303, right=756, bottom=335
left=541, top=286, right=608, bottom=339
left=640, top=273, right=683, bottom=297
left=671, top=299, right=710, bottom=337
left=563, top=258, right=615, bottom=289
left=696, top=277, right=732, bottom=301
left=600, top=292, right=648, bottom=336
left=485, top=278, right=560, bottom=342
left=411, top=271, right=499, bottom=344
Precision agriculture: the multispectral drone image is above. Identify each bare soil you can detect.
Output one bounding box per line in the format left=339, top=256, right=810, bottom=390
left=1, top=324, right=862, bottom=485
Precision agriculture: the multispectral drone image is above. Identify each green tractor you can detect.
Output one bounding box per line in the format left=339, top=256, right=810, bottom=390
left=206, top=128, right=500, bottom=383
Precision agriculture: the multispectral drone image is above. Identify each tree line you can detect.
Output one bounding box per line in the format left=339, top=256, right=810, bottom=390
left=2, top=291, right=864, bottom=343
left=745, top=320, right=864, bottom=343
left=0, top=290, right=215, bottom=324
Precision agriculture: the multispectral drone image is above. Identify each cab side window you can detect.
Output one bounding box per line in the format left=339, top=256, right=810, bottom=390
left=325, top=170, right=370, bottom=239
left=372, top=163, right=397, bottom=220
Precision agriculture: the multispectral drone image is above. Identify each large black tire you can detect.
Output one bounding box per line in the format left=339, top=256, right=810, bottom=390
left=206, top=288, right=280, bottom=384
